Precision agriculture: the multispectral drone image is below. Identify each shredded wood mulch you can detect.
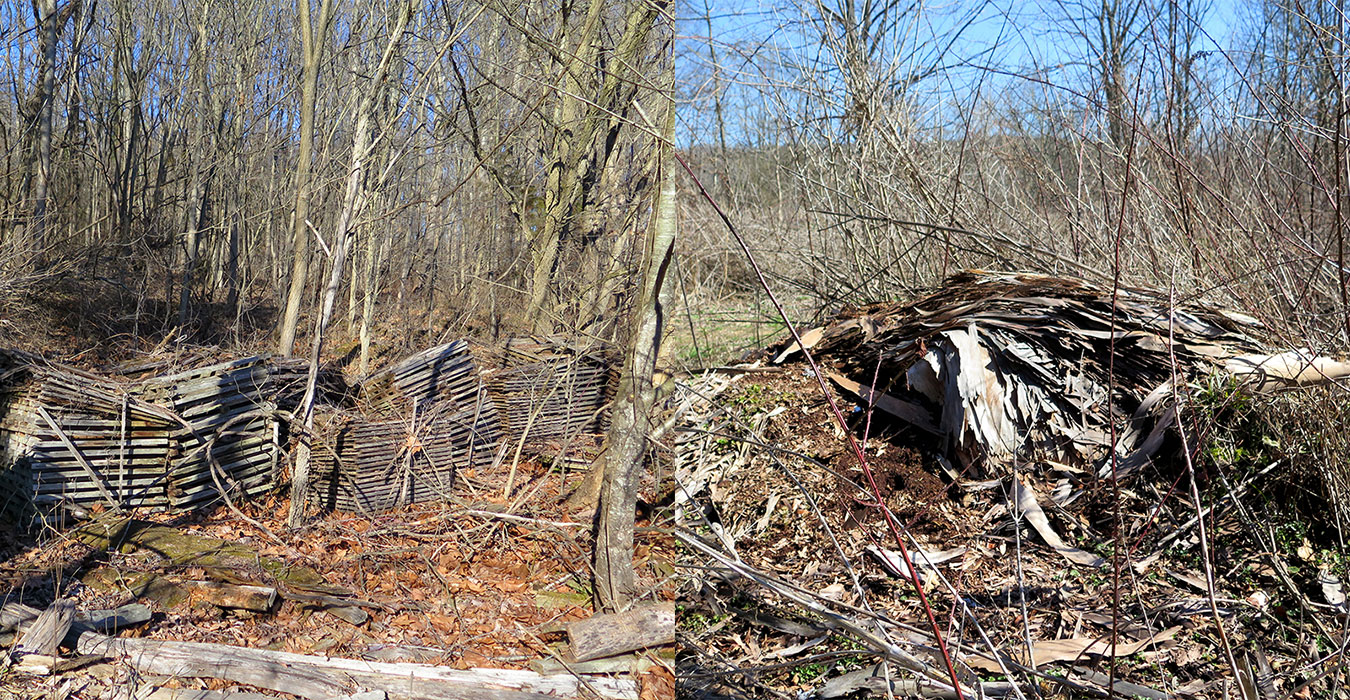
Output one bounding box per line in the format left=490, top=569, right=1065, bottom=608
left=676, top=272, right=1350, bottom=700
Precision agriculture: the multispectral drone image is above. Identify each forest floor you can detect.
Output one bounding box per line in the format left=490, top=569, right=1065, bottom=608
left=675, top=366, right=1350, bottom=700
left=1, top=455, right=676, bottom=699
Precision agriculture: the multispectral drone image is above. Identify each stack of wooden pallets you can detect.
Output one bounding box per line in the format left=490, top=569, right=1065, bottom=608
left=134, top=357, right=282, bottom=510
left=0, top=351, right=313, bottom=523
left=0, top=350, right=179, bottom=520
left=358, top=340, right=483, bottom=414
left=0, top=335, right=620, bottom=520
left=310, top=341, right=501, bottom=513
left=483, top=338, right=617, bottom=444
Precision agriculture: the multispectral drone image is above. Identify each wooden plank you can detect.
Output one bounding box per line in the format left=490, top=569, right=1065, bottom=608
left=73, top=632, right=637, bottom=700
left=567, top=602, right=675, bottom=662
left=35, top=405, right=124, bottom=510
left=183, top=581, right=277, bottom=612
left=14, top=599, right=74, bottom=657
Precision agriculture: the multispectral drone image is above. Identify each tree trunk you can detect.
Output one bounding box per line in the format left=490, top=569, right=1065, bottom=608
left=276, top=0, right=336, bottom=356
left=593, top=78, right=675, bottom=611
left=288, top=1, right=414, bottom=528
left=524, top=0, right=605, bottom=330
left=29, top=0, right=67, bottom=257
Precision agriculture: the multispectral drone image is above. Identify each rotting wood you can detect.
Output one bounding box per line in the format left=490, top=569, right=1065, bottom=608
left=14, top=652, right=104, bottom=675
left=2, top=602, right=152, bottom=641
left=74, top=631, right=638, bottom=700
left=567, top=602, right=675, bottom=662
left=314, top=341, right=502, bottom=514
left=826, top=371, right=938, bottom=435
left=0, top=350, right=326, bottom=522
left=528, top=652, right=659, bottom=674
left=770, top=270, right=1349, bottom=479
left=183, top=581, right=277, bottom=612
left=13, top=598, right=74, bottom=658
left=36, top=405, right=124, bottom=510
left=817, top=664, right=1014, bottom=699
left=483, top=338, right=618, bottom=445
left=137, top=689, right=282, bottom=700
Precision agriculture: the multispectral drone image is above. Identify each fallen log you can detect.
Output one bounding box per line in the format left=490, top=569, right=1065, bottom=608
left=78, top=602, right=154, bottom=633
left=567, top=602, right=675, bottom=662
left=184, top=581, right=277, bottom=612
left=0, top=602, right=633, bottom=699
left=14, top=599, right=75, bottom=657
left=14, top=652, right=104, bottom=675
left=1, top=602, right=150, bottom=640
left=139, top=690, right=387, bottom=700
left=74, top=632, right=638, bottom=700
left=138, top=690, right=278, bottom=700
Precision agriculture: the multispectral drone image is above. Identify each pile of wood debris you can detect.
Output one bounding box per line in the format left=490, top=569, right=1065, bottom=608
left=311, top=337, right=618, bottom=514
left=0, top=336, right=623, bottom=523
left=0, top=350, right=310, bottom=524
left=0, top=335, right=670, bottom=700
left=675, top=271, right=1350, bottom=700
left=771, top=270, right=1350, bottom=480
left=312, top=341, right=502, bottom=513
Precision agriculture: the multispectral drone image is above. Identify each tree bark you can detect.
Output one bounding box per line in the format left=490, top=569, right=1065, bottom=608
left=28, top=0, right=75, bottom=257
left=592, top=72, right=675, bottom=611
left=288, top=1, right=413, bottom=528
left=524, top=0, right=605, bottom=330
left=276, top=0, right=336, bottom=356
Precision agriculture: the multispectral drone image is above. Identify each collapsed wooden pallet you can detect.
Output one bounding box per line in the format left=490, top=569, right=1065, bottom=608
left=0, top=350, right=310, bottom=522
left=483, top=338, right=617, bottom=445
left=311, top=341, right=501, bottom=513
left=358, top=339, right=482, bottom=414
left=772, top=270, right=1349, bottom=480
left=134, top=357, right=284, bottom=510
left=0, top=350, right=179, bottom=519
left=310, top=402, right=499, bottom=513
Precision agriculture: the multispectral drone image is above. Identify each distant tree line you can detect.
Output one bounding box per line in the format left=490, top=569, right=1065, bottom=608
left=676, top=0, right=1350, bottom=351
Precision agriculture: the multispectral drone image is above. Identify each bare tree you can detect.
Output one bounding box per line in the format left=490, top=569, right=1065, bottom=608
left=276, top=0, right=336, bottom=356
left=594, top=82, right=675, bottom=611
left=26, top=0, right=78, bottom=256
left=288, top=0, right=415, bottom=528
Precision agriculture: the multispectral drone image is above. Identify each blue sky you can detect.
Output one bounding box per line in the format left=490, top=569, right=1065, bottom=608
left=677, top=0, right=1248, bottom=146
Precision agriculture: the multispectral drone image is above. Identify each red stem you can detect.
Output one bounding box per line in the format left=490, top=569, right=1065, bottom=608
left=671, top=148, right=967, bottom=699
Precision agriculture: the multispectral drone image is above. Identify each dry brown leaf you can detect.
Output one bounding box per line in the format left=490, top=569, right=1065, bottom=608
left=966, top=626, right=1181, bottom=671
left=458, top=650, right=493, bottom=668
left=639, top=665, right=675, bottom=700
left=390, top=613, right=420, bottom=629
left=429, top=613, right=457, bottom=633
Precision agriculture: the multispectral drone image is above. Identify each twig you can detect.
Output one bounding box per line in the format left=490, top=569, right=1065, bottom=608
left=673, top=148, right=968, bottom=700
left=1166, top=274, right=1242, bottom=686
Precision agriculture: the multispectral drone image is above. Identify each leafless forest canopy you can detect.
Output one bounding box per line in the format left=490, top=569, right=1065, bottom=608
left=677, top=0, right=1350, bottom=359
left=0, top=0, right=1348, bottom=357
left=0, top=0, right=671, bottom=363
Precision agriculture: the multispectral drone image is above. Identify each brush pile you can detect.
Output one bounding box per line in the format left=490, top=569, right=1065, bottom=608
left=772, top=270, right=1348, bottom=480
left=677, top=271, right=1350, bottom=699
